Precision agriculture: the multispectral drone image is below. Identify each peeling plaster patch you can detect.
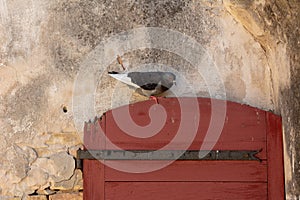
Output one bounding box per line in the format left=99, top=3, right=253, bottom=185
left=4, top=75, right=49, bottom=146
left=211, top=12, right=273, bottom=110
left=1, top=0, right=51, bottom=62
left=5, top=75, right=48, bottom=122
left=223, top=0, right=291, bottom=107
left=0, top=0, right=9, bottom=24
left=0, top=65, right=19, bottom=96
left=0, top=0, right=12, bottom=68
left=225, top=75, right=246, bottom=100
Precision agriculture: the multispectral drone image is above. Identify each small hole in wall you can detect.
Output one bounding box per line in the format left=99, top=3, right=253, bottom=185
left=62, top=106, right=68, bottom=113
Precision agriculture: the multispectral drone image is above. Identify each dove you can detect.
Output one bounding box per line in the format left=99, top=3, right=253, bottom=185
left=108, top=71, right=176, bottom=97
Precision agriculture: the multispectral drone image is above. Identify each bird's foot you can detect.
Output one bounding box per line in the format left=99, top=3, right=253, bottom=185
left=150, top=96, right=163, bottom=104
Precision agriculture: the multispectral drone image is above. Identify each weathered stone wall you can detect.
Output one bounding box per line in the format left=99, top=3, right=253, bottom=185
left=224, top=0, right=300, bottom=198
left=0, top=0, right=298, bottom=199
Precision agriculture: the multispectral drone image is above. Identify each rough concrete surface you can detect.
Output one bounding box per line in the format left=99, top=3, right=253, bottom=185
left=0, top=0, right=299, bottom=199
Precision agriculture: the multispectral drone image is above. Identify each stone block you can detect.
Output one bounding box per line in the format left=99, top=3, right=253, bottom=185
left=49, top=192, right=83, bottom=200
left=25, top=195, right=48, bottom=200
left=17, top=167, right=49, bottom=195
left=50, top=169, right=83, bottom=191
left=0, top=197, right=22, bottom=200
left=46, top=132, right=81, bottom=147
left=49, top=152, right=75, bottom=183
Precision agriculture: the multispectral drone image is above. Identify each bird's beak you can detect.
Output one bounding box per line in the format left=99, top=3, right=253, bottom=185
left=173, top=80, right=176, bottom=86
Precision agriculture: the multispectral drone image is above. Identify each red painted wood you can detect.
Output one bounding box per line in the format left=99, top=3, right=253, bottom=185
left=266, top=113, right=285, bottom=200
left=106, top=98, right=265, bottom=147
left=82, top=98, right=285, bottom=200
left=105, top=182, right=268, bottom=200
left=105, top=98, right=266, bottom=159
left=83, top=119, right=106, bottom=200
left=105, top=160, right=267, bottom=182
left=83, top=160, right=104, bottom=200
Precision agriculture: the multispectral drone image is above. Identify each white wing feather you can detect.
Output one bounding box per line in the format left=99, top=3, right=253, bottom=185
left=108, top=73, right=139, bottom=88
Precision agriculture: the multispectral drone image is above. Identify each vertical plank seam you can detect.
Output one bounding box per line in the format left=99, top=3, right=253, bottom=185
left=266, top=111, right=269, bottom=200
left=103, top=116, right=106, bottom=200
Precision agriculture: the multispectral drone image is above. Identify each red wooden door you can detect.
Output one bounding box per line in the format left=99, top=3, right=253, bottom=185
left=82, top=97, right=284, bottom=200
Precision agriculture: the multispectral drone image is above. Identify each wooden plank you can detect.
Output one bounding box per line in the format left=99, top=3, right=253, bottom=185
left=266, top=113, right=285, bottom=200
left=83, top=160, right=104, bottom=200
left=83, top=119, right=106, bottom=200
left=105, top=182, right=268, bottom=200
left=106, top=98, right=266, bottom=144
left=105, top=160, right=267, bottom=182
left=105, top=98, right=266, bottom=159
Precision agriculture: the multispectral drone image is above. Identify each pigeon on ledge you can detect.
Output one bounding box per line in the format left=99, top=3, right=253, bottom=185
left=108, top=71, right=176, bottom=97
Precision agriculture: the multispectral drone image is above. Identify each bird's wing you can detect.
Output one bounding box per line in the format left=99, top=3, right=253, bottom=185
left=108, top=73, right=140, bottom=88
left=128, top=72, right=162, bottom=88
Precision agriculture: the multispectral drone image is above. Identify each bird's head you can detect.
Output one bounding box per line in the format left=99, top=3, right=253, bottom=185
left=162, top=72, right=176, bottom=86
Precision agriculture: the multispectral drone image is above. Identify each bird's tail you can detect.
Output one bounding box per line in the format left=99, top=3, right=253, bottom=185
left=108, top=72, right=139, bottom=88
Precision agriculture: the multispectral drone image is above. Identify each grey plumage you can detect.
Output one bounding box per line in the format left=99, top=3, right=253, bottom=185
left=108, top=71, right=176, bottom=96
